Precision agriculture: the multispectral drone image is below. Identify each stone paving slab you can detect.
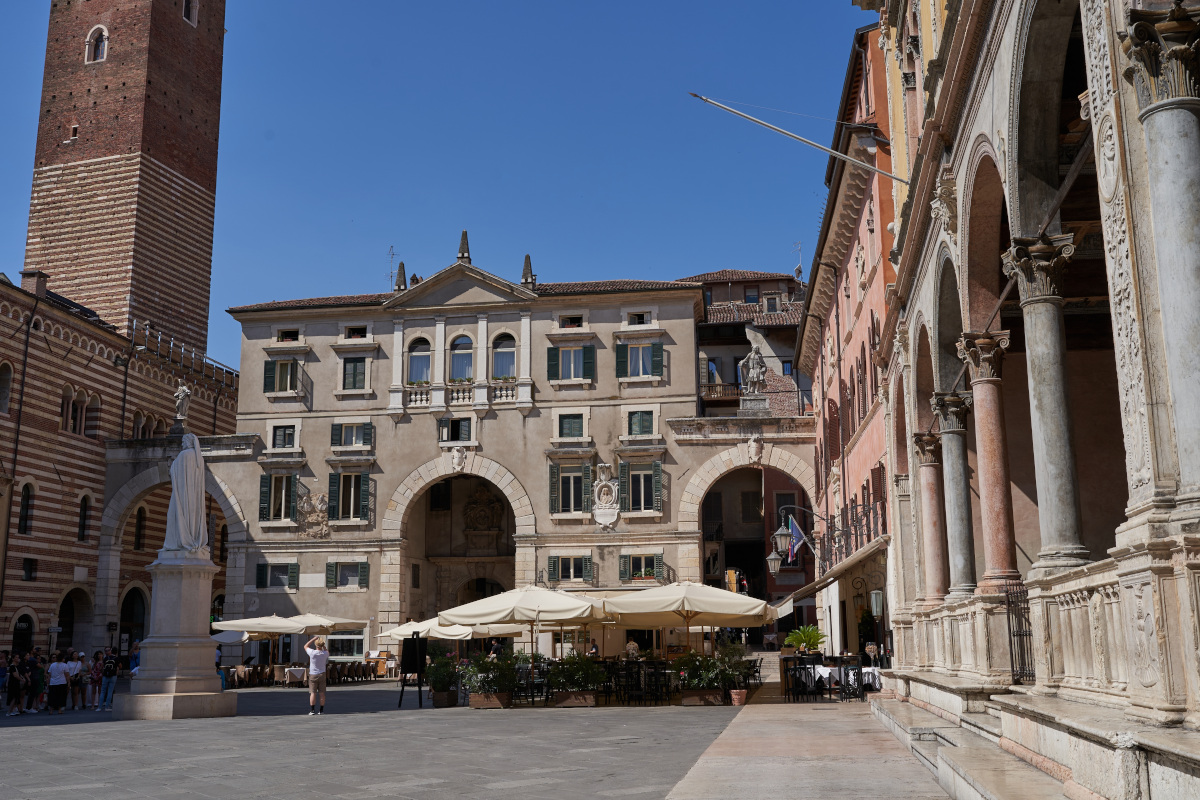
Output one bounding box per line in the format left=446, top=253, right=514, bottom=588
left=667, top=701, right=948, bottom=800
left=0, top=683, right=737, bottom=800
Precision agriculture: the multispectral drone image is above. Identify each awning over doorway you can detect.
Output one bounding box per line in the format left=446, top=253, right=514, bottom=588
left=785, top=534, right=890, bottom=603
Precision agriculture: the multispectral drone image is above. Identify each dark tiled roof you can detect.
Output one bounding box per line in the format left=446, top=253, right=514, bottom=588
left=679, top=269, right=798, bottom=283
left=535, top=280, right=700, bottom=295
left=704, top=301, right=803, bottom=327
left=228, top=293, right=393, bottom=313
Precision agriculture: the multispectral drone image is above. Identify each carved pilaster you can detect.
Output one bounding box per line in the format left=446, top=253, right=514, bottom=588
left=1120, top=4, right=1200, bottom=113
left=930, top=168, right=958, bottom=244
left=931, top=392, right=973, bottom=435
left=1002, top=234, right=1076, bottom=306
left=913, top=433, right=941, bottom=465
left=957, top=331, right=1011, bottom=384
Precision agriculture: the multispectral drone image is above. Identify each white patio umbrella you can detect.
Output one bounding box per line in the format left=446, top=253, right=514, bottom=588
left=438, top=585, right=609, bottom=657
left=211, top=630, right=250, bottom=645
left=603, top=581, right=773, bottom=652
left=211, top=614, right=305, bottom=635
left=380, top=618, right=475, bottom=641
left=285, top=613, right=369, bottom=635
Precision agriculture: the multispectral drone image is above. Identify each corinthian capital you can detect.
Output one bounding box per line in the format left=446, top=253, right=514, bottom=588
left=1120, top=3, right=1200, bottom=112
left=931, top=392, right=973, bottom=435
left=957, top=331, right=1011, bottom=383
left=1002, top=234, right=1076, bottom=306
left=913, top=433, right=941, bottom=465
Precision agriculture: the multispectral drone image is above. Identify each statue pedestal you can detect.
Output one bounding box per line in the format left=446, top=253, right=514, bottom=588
left=737, top=393, right=770, bottom=418
left=115, top=550, right=236, bottom=720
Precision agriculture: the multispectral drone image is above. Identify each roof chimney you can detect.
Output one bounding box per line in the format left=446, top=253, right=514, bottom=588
left=458, top=230, right=471, bottom=265
left=20, top=269, right=48, bottom=298
left=521, top=254, right=537, bottom=289
left=395, top=261, right=407, bottom=291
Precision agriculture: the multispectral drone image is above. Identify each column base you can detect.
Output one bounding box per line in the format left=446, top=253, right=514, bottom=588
left=1028, top=551, right=1090, bottom=581
left=945, top=585, right=976, bottom=602
left=915, top=596, right=946, bottom=611
left=115, top=690, right=236, bottom=720
left=975, top=571, right=1021, bottom=595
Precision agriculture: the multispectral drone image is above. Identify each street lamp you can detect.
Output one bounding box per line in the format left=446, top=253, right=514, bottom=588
left=771, top=524, right=792, bottom=557
left=765, top=548, right=783, bottom=577
left=869, top=590, right=884, bottom=619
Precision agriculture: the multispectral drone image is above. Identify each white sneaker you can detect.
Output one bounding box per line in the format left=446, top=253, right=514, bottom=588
left=95, top=707, right=102, bottom=712
left=308, top=710, right=315, bottom=715
left=26, top=709, right=37, bottom=714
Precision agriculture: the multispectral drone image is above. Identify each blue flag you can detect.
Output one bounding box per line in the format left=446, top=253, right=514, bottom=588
left=788, top=516, right=804, bottom=561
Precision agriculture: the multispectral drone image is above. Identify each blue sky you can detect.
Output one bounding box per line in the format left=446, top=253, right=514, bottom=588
left=0, top=2, right=876, bottom=365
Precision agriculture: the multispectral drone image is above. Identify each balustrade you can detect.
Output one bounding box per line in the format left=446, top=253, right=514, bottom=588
left=447, top=385, right=473, bottom=405
left=405, top=387, right=431, bottom=407
left=490, top=383, right=517, bottom=403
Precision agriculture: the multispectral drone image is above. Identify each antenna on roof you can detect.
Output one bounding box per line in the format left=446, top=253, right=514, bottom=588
left=387, top=245, right=398, bottom=290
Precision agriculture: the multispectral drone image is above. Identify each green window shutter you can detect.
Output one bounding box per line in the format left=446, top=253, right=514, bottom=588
left=628, top=412, right=636, bottom=436
left=330, top=423, right=342, bottom=447
left=547, top=347, right=560, bottom=381
left=287, top=563, right=299, bottom=590
left=582, top=554, right=593, bottom=582
left=619, top=554, right=631, bottom=581
left=615, top=343, right=628, bottom=378
left=256, top=563, right=268, bottom=589
left=582, top=345, right=596, bottom=380
left=258, top=474, right=270, bottom=521
left=651, top=342, right=664, bottom=376
left=289, top=474, right=299, bottom=521
left=548, top=463, right=560, bottom=514
left=619, top=461, right=630, bottom=512
left=328, top=473, right=340, bottom=521
left=325, top=562, right=337, bottom=589
left=582, top=463, right=593, bottom=513
left=358, top=561, right=370, bottom=588
left=359, top=472, right=371, bottom=520
left=653, top=553, right=664, bottom=580
left=362, top=421, right=373, bottom=447
left=437, top=418, right=450, bottom=441
left=547, top=555, right=560, bottom=582
left=459, top=418, right=471, bottom=442
left=652, top=461, right=663, bottom=512
left=263, top=360, right=276, bottom=393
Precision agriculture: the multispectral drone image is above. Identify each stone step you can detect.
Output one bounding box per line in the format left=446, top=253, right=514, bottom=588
left=960, top=711, right=1002, bottom=742
left=939, top=745, right=1068, bottom=800
left=982, top=701, right=1003, bottom=719
left=872, top=697, right=961, bottom=745
left=911, top=737, right=941, bottom=776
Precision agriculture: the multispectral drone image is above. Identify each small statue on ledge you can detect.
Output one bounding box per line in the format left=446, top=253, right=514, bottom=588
left=738, top=345, right=767, bottom=395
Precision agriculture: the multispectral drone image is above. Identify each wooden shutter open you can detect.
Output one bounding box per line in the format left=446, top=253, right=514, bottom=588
left=547, top=347, right=560, bottom=381
left=548, top=463, right=560, bottom=514
left=256, top=563, right=268, bottom=589
left=258, top=474, right=270, bottom=521
left=289, top=474, right=298, bottom=521
left=652, top=461, right=663, bottom=512
left=359, top=472, right=371, bottom=520
left=582, top=463, right=593, bottom=512
left=459, top=418, right=471, bottom=441
left=653, top=553, right=664, bottom=580
left=287, top=563, right=299, bottom=590
left=328, top=473, right=340, bottom=520
left=547, top=555, right=560, bottom=582
left=262, top=360, right=276, bottom=393
left=619, top=461, right=630, bottom=512
left=362, top=422, right=373, bottom=447
left=358, top=561, right=370, bottom=588
left=583, top=554, right=593, bottom=582
left=615, top=343, right=628, bottom=378
left=325, top=562, right=337, bottom=589
left=582, top=345, right=596, bottom=380
left=619, top=554, right=631, bottom=581
left=651, top=342, right=664, bottom=376
left=330, top=423, right=342, bottom=447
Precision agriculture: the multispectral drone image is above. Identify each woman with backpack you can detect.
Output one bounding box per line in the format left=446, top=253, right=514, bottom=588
left=98, top=647, right=119, bottom=711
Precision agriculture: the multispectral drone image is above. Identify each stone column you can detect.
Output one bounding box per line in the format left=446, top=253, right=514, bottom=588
left=914, top=433, right=949, bottom=608
left=516, top=311, right=533, bottom=414
left=932, top=393, right=976, bottom=600
left=1003, top=235, right=1089, bottom=575
left=1123, top=7, right=1200, bottom=492
left=958, top=331, right=1021, bottom=593
left=431, top=315, right=447, bottom=412
left=388, top=319, right=405, bottom=414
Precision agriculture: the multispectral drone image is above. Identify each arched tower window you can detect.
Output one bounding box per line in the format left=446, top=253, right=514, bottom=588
left=0, top=362, right=12, bottom=414
left=449, top=336, right=473, bottom=381
left=408, top=339, right=431, bottom=383
left=133, top=507, right=146, bottom=551
left=77, top=495, right=90, bottom=542
left=17, top=484, right=33, bottom=535
left=86, top=27, right=107, bottom=63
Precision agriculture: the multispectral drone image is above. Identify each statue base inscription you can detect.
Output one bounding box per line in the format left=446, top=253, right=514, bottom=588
left=115, top=550, right=236, bottom=720
left=737, top=393, right=770, bottom=418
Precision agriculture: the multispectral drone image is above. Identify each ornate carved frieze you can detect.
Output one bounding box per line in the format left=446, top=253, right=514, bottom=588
left=1120, top=3, right=1200, bottom=112
left=956, top=331, right=1011, bottom=384
left=296, top=492, right=330, bottom=539
left=1001, top=234, right=1076, bottom=305
left=913, top=433, right=941, bottom=465
left=1126, top=580, right=1163, bottom=688
left=930, top=168, right=958, bottom=245
left=931, top=392, right=973, bottom=435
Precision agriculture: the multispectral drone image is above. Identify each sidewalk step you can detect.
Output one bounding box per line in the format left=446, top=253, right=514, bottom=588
left=960, top=711, right=1002, bottom=742
left=939, top=745, right=1067, bottom=800
left=911, top=737, right=941, bottom=776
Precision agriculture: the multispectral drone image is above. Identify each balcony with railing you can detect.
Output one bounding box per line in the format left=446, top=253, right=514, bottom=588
left=813, top=499, right=887, bottom=578
left=405, top=386, right=431, bottom=407
left=490, top=383, right=517, bottom=403
left=447, top=385, right=473, bottom=405
left=699, top=382, right=742, bottom=402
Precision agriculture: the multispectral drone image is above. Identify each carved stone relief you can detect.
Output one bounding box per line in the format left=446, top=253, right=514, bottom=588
left=1127, top=581, right=1162, bottom=688
left=296, top=492, right=330, bottom=539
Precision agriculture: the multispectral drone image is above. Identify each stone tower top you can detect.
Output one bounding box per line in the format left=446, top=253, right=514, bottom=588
left=458, top=230, right=471, bottom=264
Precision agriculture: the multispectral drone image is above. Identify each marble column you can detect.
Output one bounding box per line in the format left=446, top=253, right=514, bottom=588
left=1123, top=6, right=1200, bottom=492
left=932, top=393, right=976, bottom=600
left=1003, top=235, right=1089, bottom=575
left=914, top=433, right=949, bottom=608
left=958, top=332, right=1020, bottom=593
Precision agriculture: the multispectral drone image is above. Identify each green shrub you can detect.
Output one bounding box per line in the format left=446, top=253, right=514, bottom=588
left=547, top=652, right=605, bottom=692
left=784, top=625, right=826, bottom=651
left=461, top=653, right=519, bottom=694
left=426, top=656, right=458, bottom=693
left=675, top=652, right=740, bottom=690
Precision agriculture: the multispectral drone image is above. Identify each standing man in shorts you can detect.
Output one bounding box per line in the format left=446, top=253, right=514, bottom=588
left=304, top=636, right=329, bottom=715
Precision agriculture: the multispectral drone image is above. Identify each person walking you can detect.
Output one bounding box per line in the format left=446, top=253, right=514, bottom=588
left=128, top=641, right=141, bottom=677
left=66, top=650, right=83, bottom=710
left=98, top=646, right=119, bottom=711
left=87, top=651, right=104, bottom=709
left=26, top=653, right=44, bottom=713
left=46, top=652, right=70, bottom=715
left=6, top=657, right=25, bottom=716
left=304, top=636, right=329, bottom=716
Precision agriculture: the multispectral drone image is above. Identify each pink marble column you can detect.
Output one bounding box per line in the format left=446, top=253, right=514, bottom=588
left=958, top=331, right=1021, bottom=594
left=914, top=433, right=949, bottom=607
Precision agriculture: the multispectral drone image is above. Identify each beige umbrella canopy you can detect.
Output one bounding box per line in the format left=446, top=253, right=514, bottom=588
left=211, top=615, right=306, bottom=635
left=603, top=582, right=773, bottom=650
left=438, top=585, right=607, bottom=626
left=379, top=618, right=527, bottom=641
left=285, top=613, right=369, bottom=634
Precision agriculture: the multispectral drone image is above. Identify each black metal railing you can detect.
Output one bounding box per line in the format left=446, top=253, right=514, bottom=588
left=812, top=499, right=887, bottom=577
left=1004, top=580, right=1035, bottom=684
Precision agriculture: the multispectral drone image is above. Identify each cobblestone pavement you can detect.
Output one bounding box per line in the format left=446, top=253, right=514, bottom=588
left=0, top=683, right=738, bottom=800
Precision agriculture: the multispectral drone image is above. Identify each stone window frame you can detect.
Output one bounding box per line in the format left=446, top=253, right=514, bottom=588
left=619, top=304, right=660, bottom=330
left=489, top=327, right=520, bottom=382
left=264, top=417, right=304, bottom=454
left=323, top=557, right=370, bottom=593
left=249, top=556, right=299, bottom=595
left=330, top=415, right=372, bottom=453
left=445, top=329, right=476, bottom=383
left=550, top=406, right=592, bottom=445
left=74, top=488, right=98, bottom=543
left=331, top=320, right=377, bottom=399
left=182, top=0, right=199, bottom=27
left=85, top=26, right=108, bottom=65
left=618, top=403, right=662, bottom=444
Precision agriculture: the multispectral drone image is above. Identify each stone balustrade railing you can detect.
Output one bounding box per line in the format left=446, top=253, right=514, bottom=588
left=406, top=387, right=431, bottom=407
left=448, top=385, right=473, bottom=405
left=491, top=384, right=517, bottom=403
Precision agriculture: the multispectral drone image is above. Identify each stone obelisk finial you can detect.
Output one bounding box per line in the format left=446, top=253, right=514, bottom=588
left=458, top=230, right=471, bottom=264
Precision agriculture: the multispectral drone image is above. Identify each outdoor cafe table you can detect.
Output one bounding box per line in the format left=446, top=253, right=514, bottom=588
left=284, top=666, right=306, bottom=684
left=814, top=664, right=882, bottom=691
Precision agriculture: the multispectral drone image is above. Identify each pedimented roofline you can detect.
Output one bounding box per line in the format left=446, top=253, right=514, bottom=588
left=382, top=260, right=538, bottom=309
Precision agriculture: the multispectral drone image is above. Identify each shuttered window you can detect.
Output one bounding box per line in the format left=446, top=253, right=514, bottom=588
left=558, top=414, right=584, bottom=439
left=628, top=411, right=654, bottom=436
left=261, top=474, right=297, bottom=521
left=342, top=357, right=366, bottom=390
left=437, top=418, right=471, bottom=442
left=548, top=463, right=560, bottom=514
left=264, top=359, right=297, bottom=393
left=330, top=473, right=369, bottom=521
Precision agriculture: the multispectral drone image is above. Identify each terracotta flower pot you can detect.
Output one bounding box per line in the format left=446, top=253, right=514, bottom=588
left=552, top=691, right=596, bottom=708
left=432, top=691, right=457, bottom=708
left=729, top=689, right=748, bottom=706
left=468, top=692, right=513, bottom=709
left=681, top=689, right=725, bottom=706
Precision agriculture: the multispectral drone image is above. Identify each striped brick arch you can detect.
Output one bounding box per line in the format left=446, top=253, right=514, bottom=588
left=677, top=443, right=816, bottom=531
left=383, top=452, right=534, bottom=537
left=98, top=464, right=248, bottom=548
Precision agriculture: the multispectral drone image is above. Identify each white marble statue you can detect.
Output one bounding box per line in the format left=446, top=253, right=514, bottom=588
left=738, top=345, right=768, bottom=395
left=174, top=379, right=192, bottom=420
left=164, top=433, right=207, bottom=553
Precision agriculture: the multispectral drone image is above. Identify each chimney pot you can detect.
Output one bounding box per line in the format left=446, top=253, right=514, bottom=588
left=20, top=269, right=48, bottom=298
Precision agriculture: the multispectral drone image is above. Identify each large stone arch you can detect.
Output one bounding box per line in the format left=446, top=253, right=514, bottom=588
left=678, top=444, right=815, bottom=532
left=383, top=452, right=534, bottom=537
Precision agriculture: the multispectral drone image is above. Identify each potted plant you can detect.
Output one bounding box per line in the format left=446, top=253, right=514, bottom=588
left=547, top=652, right=604, bottom=707
left=784, top=625, right=826, bottom=654
left=676, top=652, right=736, bottom=706
left=718, top=643, right=750, bottom=705
left=462, top=653, right=518, bottom=708
left=427, top=656, right=458, bottom=708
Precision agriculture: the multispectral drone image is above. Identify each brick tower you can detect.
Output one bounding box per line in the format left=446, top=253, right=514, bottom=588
left=23, top=0, right=226, bottom=351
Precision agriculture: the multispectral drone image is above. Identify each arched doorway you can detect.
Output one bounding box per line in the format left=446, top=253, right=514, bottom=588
left=119, top=588, right=147, bottom=657
left=12, top=614, right=34, bottom=653
left=57, top=589, right=93, bottom=653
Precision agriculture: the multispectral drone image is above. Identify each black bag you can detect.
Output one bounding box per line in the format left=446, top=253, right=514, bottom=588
left=102, top=657, right=118, bottom=678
